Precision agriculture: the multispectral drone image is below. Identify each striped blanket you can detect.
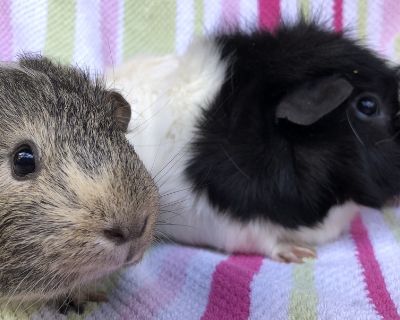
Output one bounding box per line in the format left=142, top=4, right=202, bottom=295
left=1, top=0, right=400, bottom=69
left=29, top=208, right=400, bottom=320
left=0, top=1, right=400, bottom=319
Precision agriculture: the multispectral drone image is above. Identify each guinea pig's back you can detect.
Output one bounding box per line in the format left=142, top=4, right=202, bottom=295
left=108, top=39, right=228, bottom=182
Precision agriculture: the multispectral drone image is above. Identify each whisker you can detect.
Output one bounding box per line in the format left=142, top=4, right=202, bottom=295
left=346, top=110, right=365, bottom=146
left=153, top=150, right=186, bottom=182
left=159, top=209, right=185, bottom=217
left=156, top=222, right=194, bottom=229
left=160, top=186, right=194, bottom=198
left=154, top=229, right=179, bottom=244
left=160, top=198, right=189, bottom=208
left=375, top=129, right=400, bottom=146
left=129, top=92, right=177, bottom=139
left=221, top=145, right=250, bottom=180
left=3, top=268, right=35, bottom=310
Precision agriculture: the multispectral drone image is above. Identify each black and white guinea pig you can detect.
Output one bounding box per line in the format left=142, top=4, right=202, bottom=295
left=109, top=21, right=400, bottom=263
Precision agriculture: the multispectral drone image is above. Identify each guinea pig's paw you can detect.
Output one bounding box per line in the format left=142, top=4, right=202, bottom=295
left=56, top=290, right=108, bottom=315
left=56, top=296, right=86, bottom=315
left=386, top=195, right=400, bottom=207
left=271, top=243, right=316, bottom=263
left=83, top=291, right=108, bottom=303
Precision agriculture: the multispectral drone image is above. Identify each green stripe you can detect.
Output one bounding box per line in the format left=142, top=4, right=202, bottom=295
left=383, top=208, right=400, bottom=243
left=123, top=0, right=176, bottom=59
left=289, top=260, right=317, bottom=320
left=395, top=34, right=400, bottom=61
left=194, top=0, right=204, bottom=35
left=44, top=0, right=76, bottom=64
left=299, top=0, right=310, bottom=20
left=357, top=0, right=368, bottom=41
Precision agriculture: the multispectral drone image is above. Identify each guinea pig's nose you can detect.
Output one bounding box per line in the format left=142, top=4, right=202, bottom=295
left=103, top=227, right=130, bottom=244
left=103, top=217, right=148, bottom=245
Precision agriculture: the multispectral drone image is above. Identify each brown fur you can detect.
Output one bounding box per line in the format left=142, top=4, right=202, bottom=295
left=0, top=55, right=159, bottom=301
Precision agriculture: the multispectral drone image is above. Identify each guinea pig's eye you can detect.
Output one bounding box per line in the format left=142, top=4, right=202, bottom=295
left=12, top=145, right=36, bottom=178
left=355, top=95, right=379, bottom=116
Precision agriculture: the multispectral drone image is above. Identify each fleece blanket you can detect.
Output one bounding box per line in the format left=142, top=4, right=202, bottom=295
left=0, top=1, right=400, bottom=319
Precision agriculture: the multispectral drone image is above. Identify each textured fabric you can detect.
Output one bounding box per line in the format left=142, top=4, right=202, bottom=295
left=6, top=208, right=400, bottom=320
left=0, top=1, right=400, bottom=319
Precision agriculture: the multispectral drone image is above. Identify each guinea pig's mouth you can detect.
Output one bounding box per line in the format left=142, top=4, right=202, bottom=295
left=54, top=236, right=153, bottom=293
left=123, top=251, right=145, bottom=266
left=76, top=244, right=146, bottom=279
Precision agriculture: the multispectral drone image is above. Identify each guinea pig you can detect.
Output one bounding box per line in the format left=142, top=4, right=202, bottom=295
left=109, top=21, right=400, bottom=263
left=0, top=56, right=159, bottom=306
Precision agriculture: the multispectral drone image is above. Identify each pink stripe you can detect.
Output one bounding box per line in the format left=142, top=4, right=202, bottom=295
left=0, top=0, right=13, bottom=60
left=220, top=0, right=241, bottom=26
left=351, top=215, right=400, bottom=319
left=333, top=0, right=343, bottom=32
left=380, top=0, right=400, bottom=55
left=258, top=0, right=280, bottom=31
left=100, top=0, right=118, bottom=68
left=202, top=254, right=263, bottom=320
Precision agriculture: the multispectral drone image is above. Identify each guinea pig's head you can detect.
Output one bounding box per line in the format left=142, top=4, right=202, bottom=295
left=0, top=56, right=159, bottom=300
left=186, top=22, right=400, bottom=228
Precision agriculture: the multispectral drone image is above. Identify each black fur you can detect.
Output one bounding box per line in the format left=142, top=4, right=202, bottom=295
left=185, top=21, right=400, bottom=228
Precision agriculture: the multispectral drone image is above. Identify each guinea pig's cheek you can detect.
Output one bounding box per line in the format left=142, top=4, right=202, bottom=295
left=0, top=162, right=32, bottom=193
left=36, top=209, right=113, bottom=265
left=44, top=207, right=96, bottom=236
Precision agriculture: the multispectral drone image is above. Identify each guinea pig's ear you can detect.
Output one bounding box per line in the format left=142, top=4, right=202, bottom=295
left=108, top=91, right=131, bottom=132
left=275, top=76, right=353, bottom=126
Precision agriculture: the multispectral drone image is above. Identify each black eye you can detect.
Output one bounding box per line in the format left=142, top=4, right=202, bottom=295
left=13, top=145, right=36, bottom=178
left=356, top=95, right=379, bottom=116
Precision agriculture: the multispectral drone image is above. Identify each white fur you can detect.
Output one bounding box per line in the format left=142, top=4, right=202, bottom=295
left=158, top=194, right=358, bottom=260
left=107, top=39, right=360, bottom=261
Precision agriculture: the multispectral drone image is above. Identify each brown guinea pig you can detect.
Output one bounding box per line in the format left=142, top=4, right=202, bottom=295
left=0, top=56, right=159, bottom=305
